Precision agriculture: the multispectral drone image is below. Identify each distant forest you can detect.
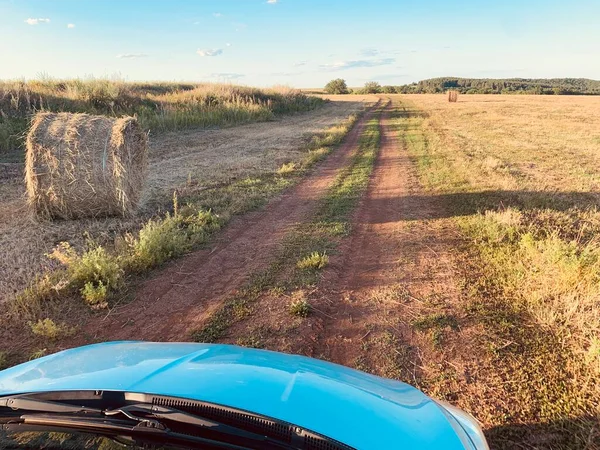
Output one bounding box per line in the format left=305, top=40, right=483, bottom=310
left=392, top=77, right=600, bottom=95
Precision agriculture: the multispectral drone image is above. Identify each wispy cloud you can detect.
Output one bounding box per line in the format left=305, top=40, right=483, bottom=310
left=232, top=22, right=247, bottom=32
left=116, top=53, right=148, bottom=59
left=213, top=12, right=222, bottom=18
left=67, top=23, right=75, bottom=29
left=225, top=43, right=232, bottom=47
left=197, top=48, right=223, bottom=57
left=293, top=61, right=307, bottom=67
left=320, top=58, right=395, bottom=71
left=210, top=73, right=244, bottom=80
left=360, top=48, right=379, bottom=57
left=267, top=0, right=279, bottom=3
left=25, top=18, right=50, bottom=25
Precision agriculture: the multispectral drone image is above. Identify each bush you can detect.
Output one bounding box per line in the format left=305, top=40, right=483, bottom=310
left=324, top=79, right=349, bottom=95
left=381, top=85, right=397, bottom=94
left=363, top=81, right=382, bottom=94
left=29, top=318, right=74, bottom=340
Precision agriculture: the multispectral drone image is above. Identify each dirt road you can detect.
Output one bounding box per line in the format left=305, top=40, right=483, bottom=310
left=73, top=101, right=382, bottom=343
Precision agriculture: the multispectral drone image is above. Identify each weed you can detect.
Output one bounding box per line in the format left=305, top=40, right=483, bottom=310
left=289, top=298, right=311, bottom=318
left=81, top=281, right=109, bottom=309
left=296, top=252, right=329, bottom=271
left=29, top=318, right=74, bottom=340
left=29, top=349, right=47, bottom=361
left=277, top=162, right=297, bottom=175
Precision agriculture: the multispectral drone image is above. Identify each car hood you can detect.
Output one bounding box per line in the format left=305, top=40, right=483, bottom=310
left=0, top=342, right=466, bottom=449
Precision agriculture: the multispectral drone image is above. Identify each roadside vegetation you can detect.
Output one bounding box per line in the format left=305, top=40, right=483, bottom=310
left=3, top=109, right=361, bottom=366
left=0, top=78, right=323, bottom=154
left=401, top=94, right=600, bottom=449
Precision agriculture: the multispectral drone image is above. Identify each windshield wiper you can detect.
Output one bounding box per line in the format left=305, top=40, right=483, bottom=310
left=0, top=397, right=298, bottom=450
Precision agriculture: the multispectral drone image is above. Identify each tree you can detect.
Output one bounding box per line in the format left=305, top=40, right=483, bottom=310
left=324, top=78, right=349, bottom=94
left=363, top=81, right=381, bottom=94
left=381, top=85, right=396, bottom=94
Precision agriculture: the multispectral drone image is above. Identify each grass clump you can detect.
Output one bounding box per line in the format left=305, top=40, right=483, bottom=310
left=296, top=252, right=329, bottom=271
left=29, top=349, right=47, bottom=361
left=127, top=210, right=220, bottom=271
left=29, top=318, right=74, bottom=340
left=289, top=298, right=311, bottom=317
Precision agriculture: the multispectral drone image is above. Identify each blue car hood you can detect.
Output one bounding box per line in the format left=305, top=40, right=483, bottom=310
left=0, top=342, right=466, bottom=449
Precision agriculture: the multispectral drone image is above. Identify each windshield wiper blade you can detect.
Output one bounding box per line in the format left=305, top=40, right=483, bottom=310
left=0, top=397, right=101, bottom=415
left=3, top=415, right=250, bottom=450
left=0, top=397, right=298, bottom=450
left=106, top=404, right=298, bottom=449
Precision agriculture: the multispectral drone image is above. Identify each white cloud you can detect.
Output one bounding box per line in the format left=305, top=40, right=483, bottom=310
left=213, top=12, right=222, bottom=18
left=226, top=43, right=232, bottom=47
left=197, top=48, right=223, bottom=57
left=67, top=23, right=75, bottom=28
left=25, top=18, right=50, bottom=25
left=267, top=0, right=278, bottom=3
left=320, top=58, right=395, bottom=71
left=293, top=61, right=307, bottom=67
left=116, top=53, right=148, bottom=59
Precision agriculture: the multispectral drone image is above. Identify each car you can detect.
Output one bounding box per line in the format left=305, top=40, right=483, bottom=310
left=0, top=342, right=489, bottom=449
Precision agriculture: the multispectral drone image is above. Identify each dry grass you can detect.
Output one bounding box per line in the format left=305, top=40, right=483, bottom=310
left=0, top=98, right=368, bottom=311
left=401, top=94, right=600, bottom=448
left=25, top=113, right=147, bottom=219
left=0, top=79, right=323, bottom=154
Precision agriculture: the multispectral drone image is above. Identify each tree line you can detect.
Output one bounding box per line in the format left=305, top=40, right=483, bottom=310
left=324, top=77, right=600, bottom=95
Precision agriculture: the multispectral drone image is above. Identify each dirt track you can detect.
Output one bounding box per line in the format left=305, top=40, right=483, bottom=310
left=73, top=101, right=382, bottom=343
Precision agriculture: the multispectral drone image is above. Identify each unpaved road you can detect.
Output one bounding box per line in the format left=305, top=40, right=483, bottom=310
left=71, top=101, right=382, bottom=343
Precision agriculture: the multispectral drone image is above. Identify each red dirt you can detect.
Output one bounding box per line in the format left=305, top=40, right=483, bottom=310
left=220, top=102, right=466, bottom=379
left=70, top=102, right=382, bottom=344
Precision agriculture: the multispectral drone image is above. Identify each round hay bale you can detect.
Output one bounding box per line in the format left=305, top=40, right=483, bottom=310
left=25, top=112, right=148, bottom=219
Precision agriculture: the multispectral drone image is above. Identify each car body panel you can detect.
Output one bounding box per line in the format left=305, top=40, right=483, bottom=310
left=0, top=342, right=467, bottom=449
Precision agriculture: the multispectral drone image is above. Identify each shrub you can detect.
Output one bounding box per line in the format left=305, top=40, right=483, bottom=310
left=128, top=210, right=220, bottom=271
left=29, top=318, right=74, bottom=340
left=381, top=85, right=397, bottom=94
left=363, top=81, right=382, bottom=94
left=296, top=252, right=329, bottom=270
left=81, top=281, right=109, bottom=308
left=324, top=79, right=349, bottom=95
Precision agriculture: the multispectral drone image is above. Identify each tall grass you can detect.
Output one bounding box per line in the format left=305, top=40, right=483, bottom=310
left=0, top=78, right=323, bottom=153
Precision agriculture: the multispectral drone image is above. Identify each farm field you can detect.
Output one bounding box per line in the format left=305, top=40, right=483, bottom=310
left=1, top=92, right=599, bottom=450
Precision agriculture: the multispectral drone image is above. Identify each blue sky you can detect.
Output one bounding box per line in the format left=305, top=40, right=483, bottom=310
left=1, top=0, right=599, bottom=87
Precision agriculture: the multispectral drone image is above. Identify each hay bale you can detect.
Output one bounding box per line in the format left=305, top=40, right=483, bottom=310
left=25, top=112, right=148, bottom=219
